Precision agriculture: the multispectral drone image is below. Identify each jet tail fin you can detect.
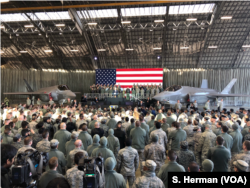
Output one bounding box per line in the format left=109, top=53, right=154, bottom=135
left=200, top=79, right=208, bottom=89
left=23, top=79, right=34, bottom=92
left=221, top=78, right=237, bottom=94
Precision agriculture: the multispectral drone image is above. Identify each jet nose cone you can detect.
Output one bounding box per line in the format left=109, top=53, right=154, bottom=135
left=153, top=94, right=162, bottom=101
left=68, top=92, right=76, bottom=98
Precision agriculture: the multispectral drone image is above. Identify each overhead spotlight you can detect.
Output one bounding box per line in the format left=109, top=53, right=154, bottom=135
left=44, top=49, right=53, bottom=53
left=20, top=50, right=28, bottom=53
left=154, top=20, right=164, bottom=23
left=0, top=25, right=5, bottom=29
left=201, top=27, right=205, bottom=30
left=125, top=48, right=134, bottom=51
left=16, top=34, right=19, bottom=36
left=121, top=21, right=131, bottom=24
left=0, top=0, right=10, bottom=2
left=55, top=23, right=65, bottom=27
left=94, top=56, right=97, bottom=60
left=0, top=50, right=4, bottom=53
left=208, top=46, right=218, bottom=49
left=153, top=47, right=162, bottom=50
left=46, top=33, right=48, bottom=38
left=24, top=24, right=34, bottom=28
left=157, top=56, right=160, bottom=59
left=221, top=16, right=232, bottom=20
left=242, top=45, right=250, bottom=48
left=149, top=29, right=153, bottom=32
left=87, top=22, right=97, bottom=26
left=9, top=34, right=12, bottom=39
left=173, top=28, right=177, bottom=31
left=186, top=18, right=197, bottom=21
left=59, top=33, right=63, bottom=35
left=180, top=46, right=189, bottom=49
left=97, top=49, right=106, bottom=52
left=70, top=49, right=79, bottom=52
left=38, top=33, right=42, bottom=35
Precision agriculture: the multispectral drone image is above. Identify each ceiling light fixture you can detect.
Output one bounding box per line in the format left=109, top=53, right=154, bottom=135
left=59, top=33, right=63, bottom=35
left=0, top=25, right=5, bottom=29
left=153, top=47, right=162, bottom=50
left=208, top=46, right=218, bottom=48
left=0, top=50, right=4, bottom=53
left=39, top=33, right=41, bottom=35
left=154, top=20, right=164, bottom=23
left=149, top=29, right=153, bottom=32
left=180, top=46, right=189, bottom=49
left=125, top=48, right=134, bottom=51
left=44, top=49, right=53, bottom=53
left=24, top=24, right=34, bottom=28
left=70, top=49, right=79, bottom=52
left=87, top=22, right=97, bottom=25
left=242, top=45, right=250, bottom=48
left=186, top=18, right=197, bottom=21
left=0, top=0, right=10, bottom=3
left=20, top=50, right=28, bottom=53
left=173, top=28, right=177, bottom=31
left=221, top=16, right=232, bottom=20
left=97, top=49, right=106, bottom=51
left=157, top=56, right=160, bottom=59
left=55, top=23, right=65, bottom=27
left=121, top=21, right=131, bottom=24
left=94, top=56, right=98, bottom=60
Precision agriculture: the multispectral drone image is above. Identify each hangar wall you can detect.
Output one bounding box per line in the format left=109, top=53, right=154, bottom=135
left=1, top=68, right=250, bottom=105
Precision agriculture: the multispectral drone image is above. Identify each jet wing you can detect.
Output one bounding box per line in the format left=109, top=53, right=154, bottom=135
left=189, top=92, right=250, bottom=98
left=73, top=92, right=81, bottom=94
left=4, top=92, right=47, bottom=95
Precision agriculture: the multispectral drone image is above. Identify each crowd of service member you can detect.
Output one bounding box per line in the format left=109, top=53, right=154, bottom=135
left=1, top=101, right=250, bottom=188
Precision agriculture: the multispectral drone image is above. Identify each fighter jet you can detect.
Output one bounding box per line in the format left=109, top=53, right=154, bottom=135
left=153, top=79, right=250, bottom=105
left=4, top=79, right=80, bottom=104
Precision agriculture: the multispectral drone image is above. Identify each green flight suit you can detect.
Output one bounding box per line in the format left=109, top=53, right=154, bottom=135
left=130, top=127, right=146, bottom=150
left=107, top=118, right=117, bottom=130
left=87, top=135, right=100, bottom=156
left=169, top=128, right=187, bottom=151
left=107, top=129, right=120, bottom=158
left=218, top=133, right=233, bottom=150
left=2, top=134, right=13, bottom=144
left=126, top=123, right=135, bottom=138
left=89, top=120, right=97, bottom=130
left=230, top=129, right=243, bottom=153
left=46, top=148, right=67, bottom=174
left=53, top=129, right=71, bottom=155
left=132, top=90, right=136, bottom=100
left=38, top=170, right=65, bottom=188
left=65, top=138, right=84, bottom=158
left=78, top=131, right=93, bottom=151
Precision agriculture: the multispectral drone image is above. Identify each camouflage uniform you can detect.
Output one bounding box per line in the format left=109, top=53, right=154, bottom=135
left=67, top=148, right=88, bottom=168
left=230, top=151, right=250, bottom=172
left=150, top=129, right=168, bottom=151
left=183, top=125, right=195, bottom=152
left=197, top=130, right=216, bottom=163
left=66, top=166, right=84, bottom=188
left=166, top=127, right=176, bottom=150
left=32, top=134, right=43, bottom=148
left=11, top=142, right=24, bottom=150
left=193, top=130, right=202, bottom=166
left=132, top=171, right=165, bottom=188
left=117, top=146, right=139, bottom=188
left=36, top=139, right=51, bottom=153
left=16, top=145, right=36, bottom=156
left=144, top=141, right=166, bottom=174
left=176, top=148, right=195, bottom=172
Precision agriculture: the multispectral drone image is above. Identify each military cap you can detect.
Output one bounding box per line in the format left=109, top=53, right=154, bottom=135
left=205, top=124, right=211, bottom=129
left=71, top=131, right=79, bottom=138
left=142, top=160, right=157, bottom=172
left=50, top=139, right=59, bottom=147
left=221, top=114, right=227, bottom=118
left=180, top=141, right=188, bottom=148
left=202, top=159, right=214, bottom=172
left=232, top=123, right=239, bottom=130
left=179, top=118, right=184, bottom=122
left=211, top=116, right=217, bottom=119
left=193, top=126, right=200, bottom=131
left=14, top=133, right=21, bottom=139
left=204, top=117, right=210, bottom=120
left=233, top=160, right=249, bottom=172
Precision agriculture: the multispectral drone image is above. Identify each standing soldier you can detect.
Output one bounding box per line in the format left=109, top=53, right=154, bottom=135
left=174, top=100, right=182, bottom=110
left=140, top=87, right=144, bottom=99
left=136, top=86, right=140, bottom=99
left=132, top=87, right=136, bottom=100
left=101, top=86, right=105, bottom=99
left=108, top=86, right=113, bottom=97
left=217, top=99, right=224, bottom=112
left=116, top=138, right=139, bottom=188
left=4, top=97, right=9, bottom=107
left=126, top=87, right=130, bottom=100
left=37, top=98, right=42, bottom=106
left=155, top=86, right=160, bottom=95
left=205, top=100, right=210, bottom=111
left=193, top=126, right=202, bottom=166
left=197, top=124, right=216, bottom=163
left=27, top=97, right=31, bottom=106
left=150, top=87, right=155, bottom=99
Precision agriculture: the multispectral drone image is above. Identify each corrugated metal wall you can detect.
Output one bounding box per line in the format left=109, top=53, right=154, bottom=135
left=1, top=69, right=250, bottom=105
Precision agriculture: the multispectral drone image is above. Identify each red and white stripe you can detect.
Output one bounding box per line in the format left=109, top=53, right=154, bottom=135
left=116, top=68, right=163, bottom=88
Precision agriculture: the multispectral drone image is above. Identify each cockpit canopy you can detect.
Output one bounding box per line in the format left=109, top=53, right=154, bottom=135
left=58, top=85, right=70, bottom=91
left=165, top=85, right=182, bottom=92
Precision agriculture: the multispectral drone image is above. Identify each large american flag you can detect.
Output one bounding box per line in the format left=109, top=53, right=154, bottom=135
left=96, top=68, right=163, bottom=88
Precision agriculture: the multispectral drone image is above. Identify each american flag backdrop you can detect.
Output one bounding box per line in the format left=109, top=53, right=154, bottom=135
left=96, top=68, right=163, bottom=88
